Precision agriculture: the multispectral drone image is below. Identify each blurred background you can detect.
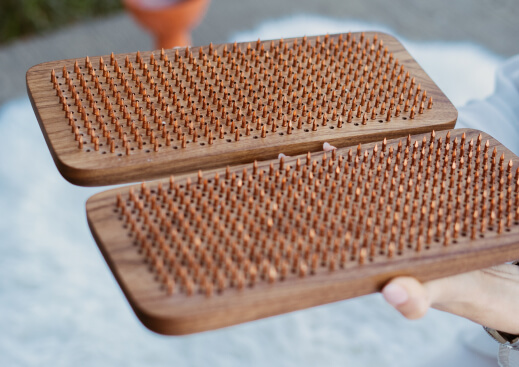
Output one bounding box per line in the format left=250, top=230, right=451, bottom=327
left=1, top=0, right=518, bottom=104
left=1, top=1, right=518, bottom=366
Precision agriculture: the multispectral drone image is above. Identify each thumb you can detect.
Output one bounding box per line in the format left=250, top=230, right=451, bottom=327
left=381, top=277, right=432, bottom=319
left=381, top=265, right=519, bottom=334
left=381, top=274, right=468, bottom=319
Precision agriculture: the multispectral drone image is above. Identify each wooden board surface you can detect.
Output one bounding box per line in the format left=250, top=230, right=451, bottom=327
left=28, top=32, right=457, bottom=186
left=86, top=129, right=519, bottom=335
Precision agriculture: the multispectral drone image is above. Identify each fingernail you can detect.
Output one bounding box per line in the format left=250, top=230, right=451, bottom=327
left=383, top=283, right=408, bottom=306
left=278, top=153, right=287, bottom=159
left=323, top=142, right=336, bottom=151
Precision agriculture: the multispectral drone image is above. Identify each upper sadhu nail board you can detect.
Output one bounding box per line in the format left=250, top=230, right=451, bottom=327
left=27, top=32, right=457, bottom=186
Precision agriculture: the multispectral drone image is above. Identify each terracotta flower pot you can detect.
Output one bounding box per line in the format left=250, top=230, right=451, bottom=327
left=125, top=0, right=211, bottom=49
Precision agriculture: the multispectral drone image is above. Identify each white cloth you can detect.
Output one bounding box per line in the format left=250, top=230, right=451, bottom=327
left=457, top=55, right=519, bottom=155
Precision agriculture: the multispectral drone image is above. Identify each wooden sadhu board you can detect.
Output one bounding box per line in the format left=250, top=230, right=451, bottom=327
left=86, top=129, right=519, bottom=335
left=27, top=32, right=457, bottom=186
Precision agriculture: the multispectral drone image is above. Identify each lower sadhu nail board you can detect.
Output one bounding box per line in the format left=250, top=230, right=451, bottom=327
left=86, top=128, right=519, bottom=335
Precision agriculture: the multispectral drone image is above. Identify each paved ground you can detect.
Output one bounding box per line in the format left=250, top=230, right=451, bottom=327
left=1, top=0, right=518, bottom=104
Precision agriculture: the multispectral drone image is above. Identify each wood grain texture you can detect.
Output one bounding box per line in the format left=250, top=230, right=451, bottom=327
left=27, top=32, right=457, bottom=186
left=86, top=129, right=519, bottom=335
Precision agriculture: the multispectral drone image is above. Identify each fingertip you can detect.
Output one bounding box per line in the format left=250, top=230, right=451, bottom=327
left=323, top=142, right=336, bottom=152
left=382, top=283, right=409, bottom=306
left=382, top=277, right=430, bottom=319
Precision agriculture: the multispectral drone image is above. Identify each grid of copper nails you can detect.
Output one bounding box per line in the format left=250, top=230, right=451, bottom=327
left=113, top=130, right=519, bottom=297
left=51, top=33, right=432, bottom=155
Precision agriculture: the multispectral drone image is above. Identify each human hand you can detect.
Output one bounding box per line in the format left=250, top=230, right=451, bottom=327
left=381, top=264, right=519, bottom=334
